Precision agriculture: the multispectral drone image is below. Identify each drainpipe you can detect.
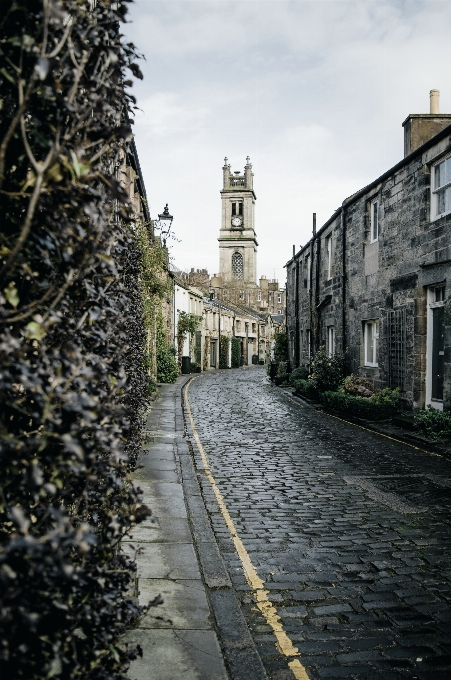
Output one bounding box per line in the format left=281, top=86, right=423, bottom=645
left=309, top=214, right=316, bottom=356
left=314, top=213, right=321, bottom=352
left=341, top=204, right=347, bottom=356
left=294, top=250, right=300, bottom=368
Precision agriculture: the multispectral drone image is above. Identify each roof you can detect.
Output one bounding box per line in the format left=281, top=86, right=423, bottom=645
left=285, top=121, right=451, bottom=267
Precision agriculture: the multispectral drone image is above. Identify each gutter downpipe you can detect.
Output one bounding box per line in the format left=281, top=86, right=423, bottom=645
left=314, top=214, right=321, bottom=352
left=294, top=246, right=300, bottom=368
left=341, top=204, right=347, bottom=357
left=309, top=213, right=316, bottom=356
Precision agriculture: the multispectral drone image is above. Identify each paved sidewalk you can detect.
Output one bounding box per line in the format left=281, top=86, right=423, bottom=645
left=123, top=377, right=267, bottom=680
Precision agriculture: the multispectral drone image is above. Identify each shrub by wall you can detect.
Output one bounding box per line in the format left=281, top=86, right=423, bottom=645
left=231, top=337, right=241, bottom=367
left=219, top=335, right=230, bottom=368
left=289, top=366, right=309, bottom=385
left=414, top=407, right=451, bottom=441
left=322, top=389, right=400, bottom=421
left=156, top=313, right=178, bottom=383
left=0, top=2, right=150, bottom=678
left=309, top=348, right=345, bottom=392
left=291, top=378, right=319, bottom=400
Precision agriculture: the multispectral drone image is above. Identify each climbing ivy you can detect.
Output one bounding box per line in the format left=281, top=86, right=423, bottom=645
left=176, top=311, right=202, bottom=367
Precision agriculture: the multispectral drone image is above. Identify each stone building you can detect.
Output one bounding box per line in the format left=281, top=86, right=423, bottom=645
left=286, top=90, right=451, bottom=411
left=202, top=297, right=282, bottom=369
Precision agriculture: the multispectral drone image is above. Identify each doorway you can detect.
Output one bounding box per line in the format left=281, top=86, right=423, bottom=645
left=426, top=286, right=445, bottom=410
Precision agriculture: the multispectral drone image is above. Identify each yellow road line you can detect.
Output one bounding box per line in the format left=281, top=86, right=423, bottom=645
left=280, top=391, right=447, bottom=460
left=184, top=378, right=310, bottom=680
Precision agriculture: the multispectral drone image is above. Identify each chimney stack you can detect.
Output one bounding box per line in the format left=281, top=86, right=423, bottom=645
left=430, top=89, right=440, bottom=114
left=402, top=90, right=451, bottom=157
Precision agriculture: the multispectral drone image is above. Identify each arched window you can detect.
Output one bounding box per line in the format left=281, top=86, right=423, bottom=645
left=232, top=252, right=244, bottom=279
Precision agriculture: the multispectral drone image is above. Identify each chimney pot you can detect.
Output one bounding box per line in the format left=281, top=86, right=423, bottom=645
left=430, top=89, right=440, bottom=114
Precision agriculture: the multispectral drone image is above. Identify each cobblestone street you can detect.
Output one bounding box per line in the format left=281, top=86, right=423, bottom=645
left=186, top=366, right=451, bottom=680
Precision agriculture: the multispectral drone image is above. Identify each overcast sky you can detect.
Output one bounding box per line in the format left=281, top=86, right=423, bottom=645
left=123, top=0, right=451, bottom=285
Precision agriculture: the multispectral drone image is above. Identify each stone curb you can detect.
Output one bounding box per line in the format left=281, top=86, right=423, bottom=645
left=178, top=376, right=269, bottom=680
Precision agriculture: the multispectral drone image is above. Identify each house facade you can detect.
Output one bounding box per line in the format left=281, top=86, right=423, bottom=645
left=286, top=92, right=451, bottom=411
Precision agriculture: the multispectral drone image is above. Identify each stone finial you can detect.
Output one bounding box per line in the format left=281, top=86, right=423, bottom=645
left=224, top=157, right=228, bottom=164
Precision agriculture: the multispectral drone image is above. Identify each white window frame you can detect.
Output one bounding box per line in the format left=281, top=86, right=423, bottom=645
left=327, top=326, right=335, bottom=357
left=431, top=153, right=451, bottom=221
left=277, top=293, right=282, bottom=304
left=370, top=200, right=379, bottom=243
left=257, top=291, right=262, bottom=301
left=325, top=234, right=332, bottom=279
left=364, top=319, right=379, bottom=367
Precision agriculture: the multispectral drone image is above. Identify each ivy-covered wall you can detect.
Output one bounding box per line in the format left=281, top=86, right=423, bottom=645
left=0, top=1, right=156, bottom=677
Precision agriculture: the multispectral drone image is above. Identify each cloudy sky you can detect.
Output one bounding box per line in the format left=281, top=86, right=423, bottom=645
left=123, top=0, right=451, bottom=284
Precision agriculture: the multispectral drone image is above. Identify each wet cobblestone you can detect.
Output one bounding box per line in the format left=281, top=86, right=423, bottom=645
left=188, top=367, right=451, bottom=679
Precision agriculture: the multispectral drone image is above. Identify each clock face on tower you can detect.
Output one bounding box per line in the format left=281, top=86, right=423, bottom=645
left=231, top=216, right=242, bottom=227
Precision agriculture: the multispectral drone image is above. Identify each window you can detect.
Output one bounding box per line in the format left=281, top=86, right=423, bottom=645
left=239, top=202, right=243, bottom=215
left=364, top=320, right=379, bottom=367
left=432, top=155, right=451, bottom=220
left=269, top=293, right=272, bottom=302
left=257, top=291, right=262, bottom=301
left=277, top=293, right=282, bottom=304
left=327, top=326, right=335, bottom=356
left=231, top=202, right=243, bottom=216
left=236, top=320, right=241, bottom=332
left=232, top=252, right=243, bottom=279
left=325, top=234, right=332, bottom=279
left=370, top=200, right=379, bottom=242
left=232, top=202, right=236, bottom=216
left=306, top=255, right=311, bottom=291
left=239, top=290, right=244, bottom=300
left=252, top=323, right=256, bottom=333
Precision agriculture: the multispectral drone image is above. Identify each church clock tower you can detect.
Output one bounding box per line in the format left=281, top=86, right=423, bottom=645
left=219, top=157, right=257, bottom=284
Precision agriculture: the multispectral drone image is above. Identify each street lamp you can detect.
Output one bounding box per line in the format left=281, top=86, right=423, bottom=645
left=157, top=203, right=173, bottom=246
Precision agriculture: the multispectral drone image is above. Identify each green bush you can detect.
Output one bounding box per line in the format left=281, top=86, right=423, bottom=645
left=231, top=337, right=241, bottom=368
left=322, top=388, right=400, bottom=420
left=157, top=344, right=179, bottom=383
left=147, top=377, right=159, bottom=396
left=289, top=365, right=309, bottom=385
left=0, top=1, right=149, bottom=677
left=414, top=406, right=451, bottom=441
left=341, top=374, right=374, bottom=397
left=292, top=378, right=319, bottom=400
left=274, top=331, right=289, bottom=364
left=219, top=335, right=230, bottom=368
left=309, top=348, right=345, bottom=392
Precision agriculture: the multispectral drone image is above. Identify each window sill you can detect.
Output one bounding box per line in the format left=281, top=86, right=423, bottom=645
left=363, top=363, right=379, bottom=369
left=430, top=211, right=451, bottom=222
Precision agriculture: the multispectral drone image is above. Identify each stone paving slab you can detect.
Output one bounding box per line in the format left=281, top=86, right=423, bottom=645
left=128, top=517, right=192, bottom=544
left=137, top=579, right=211, bottom=629
left=123, top=541, right=201, bottom=580
left=124, top=628, right=228, bottom=680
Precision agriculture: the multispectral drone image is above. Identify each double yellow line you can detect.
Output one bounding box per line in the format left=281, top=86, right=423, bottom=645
left=184, top=378, right=310, bottom=680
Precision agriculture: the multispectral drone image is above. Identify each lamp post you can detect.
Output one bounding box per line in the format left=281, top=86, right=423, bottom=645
left=157, top=203, right=173, bottom=246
